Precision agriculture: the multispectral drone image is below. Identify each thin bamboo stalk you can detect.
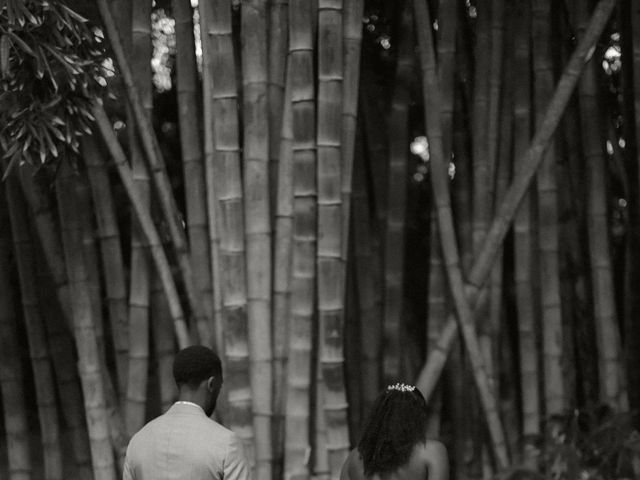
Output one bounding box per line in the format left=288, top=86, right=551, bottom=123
left=242, top=2, right=273, bottom=477
left=317, top=0, right=350, bottom=476
left=202, top=0, right=254, bottom=460
left=96, top=0, right=206, bottom=327
left=269, top=0, right=289, bottom=213
left=125, top=0, right=153, bottom=436
left=6, top=173, right=63, bottom=480
left=532, top=0, right=565, bottom=417
left=272, top=62, right=294, bottom=477
left=413, top=0, right=509, bottom=468
left=383, top=0, right=412, bottom=383
left=512, top=0, right=541, bottom=464
left=83, top=136, right=128, bottom=398
left=0, top=188, right=32, bottom=480
left=173, top=0, right=214, bottom=345
left=56, top=158, right=116, bottom=480
left=575, top=0, right=627, bottom=410
left=414, top=0, right=617, bottom=406
left=93, top=103, right=191, bottom=348
left=340, top=0, right=364, bottom=262
left=284, top=1, right=316, bottom=478
left=487, top=0, right=505, bottom=178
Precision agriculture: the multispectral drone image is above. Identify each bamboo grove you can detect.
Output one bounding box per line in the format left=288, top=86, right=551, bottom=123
left=1, top=0, right=640, bottom=479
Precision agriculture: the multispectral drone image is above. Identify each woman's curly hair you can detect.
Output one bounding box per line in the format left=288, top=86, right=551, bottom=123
left=357, top=386, right=429, bottom=477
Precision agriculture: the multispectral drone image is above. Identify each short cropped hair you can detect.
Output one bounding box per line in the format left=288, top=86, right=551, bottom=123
left=172, top=346, right=222, bottom=389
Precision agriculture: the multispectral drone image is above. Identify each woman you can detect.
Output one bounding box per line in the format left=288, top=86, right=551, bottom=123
left=340, top=383, right=449, bottom=480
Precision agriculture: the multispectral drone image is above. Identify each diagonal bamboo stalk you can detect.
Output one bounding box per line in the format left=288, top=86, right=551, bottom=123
left=415, top=0, right=617, bottom=409
left=92, top=102, right=191, bottom=349
left=83, top=136, right=129, bottom=398
left=413, top=0, right=509, bottom=467
left=95, top=0, right=206, bottom=328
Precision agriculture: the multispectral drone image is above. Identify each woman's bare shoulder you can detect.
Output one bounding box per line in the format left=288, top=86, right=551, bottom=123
left=419, top=440, right=449, bottom=480
left=341, top=448, right=365, bottom=480
left=422, top=439, right=447, bottom=460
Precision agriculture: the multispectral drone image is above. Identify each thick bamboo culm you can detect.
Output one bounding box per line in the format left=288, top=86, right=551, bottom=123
left=198, top=0, right=225, bottom=362
left=0, top=189, right=32, bottom=480
left=575, top=0, right=627, bottom=411
left=532, top=0, right=565, bottom=418
left=412, top=0, right=509, bottom=468
left=512, top=0, right=541, bottom=464
left=284, top=1, right=316, bottom=478
left=382, top=0, right=412, bottom=383
left=126, top=0, right=152, bottom=436
left=55, top=158, right=116, bottom=480
left=203, top=0, right=255, bottom=461
left=5, top=174, right=63, bottom=480
left=414, top=0, right=617, bottom=405
left=92, top=103, right=191, bottom=348
left=173, top=0, right=214, bottom=345
left=151, top=274, right=178, bottom=412
left=316, top=1, right=350, bottom=477
left=96, top=0, right=207, bottom=329
left=83, top=136, right=129, bottom=398
left=241, top=2, right=273, bottom=478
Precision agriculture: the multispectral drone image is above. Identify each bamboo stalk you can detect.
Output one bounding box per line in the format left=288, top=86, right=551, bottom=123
left=17, top=164, right=72, bottom=324
left=202, top=0, right=254, bottom=460
left=383, top=0, right=412, bottom=383
left=96, top=0, right=206, bottom=328
left=33, top=245, right=93, bottom=480
left=532, top=0, right=565, bottom=418
left=317, top=0, right=350, bottom=476
left=512, top=0, right=541, bottom=464
left=269, top=0, right=289, bottom=213
left=414, top=0, right=617, bottom=405
left=198, top=0, right=225, bottom=363
left=413, top=0, right=509, bottom=468
left=284, top=1, right=316, bottom=478
left=92, top=103, right=191, bottom=348
left=125, top=0, right=153, bottom=436
left=0, top=188, right=32, bottom=480
left=173, top=0, right=214, bottom=345
left=340, top=0, right=365, bottom=262
left=5, top=173, right=63, bottom=480
left=242, top=2, right=273, bottom=478
left=83, top=136, right=129, bottom=398
left=575, top=0, right=627, bottom=410
left=55, top=158, right=116, bottom=480
left=352, top=131, right=382, bottom=421
left=273, top=61, right=294, bottom=477
left=151, top=275, right=177, bottom=412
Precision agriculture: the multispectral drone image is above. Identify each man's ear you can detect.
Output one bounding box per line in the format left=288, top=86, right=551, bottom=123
left=207, top=376, right=216, bottom=391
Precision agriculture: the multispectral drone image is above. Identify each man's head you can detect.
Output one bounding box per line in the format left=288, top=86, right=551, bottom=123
left=173, top=345, right=223, bottom=416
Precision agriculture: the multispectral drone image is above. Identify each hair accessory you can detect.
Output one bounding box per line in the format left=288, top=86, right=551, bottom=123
left=386, top=383, right=416, bottom=392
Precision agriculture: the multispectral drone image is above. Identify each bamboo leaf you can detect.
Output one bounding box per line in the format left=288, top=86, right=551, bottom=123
left=6, top=31, right=34, bottom=56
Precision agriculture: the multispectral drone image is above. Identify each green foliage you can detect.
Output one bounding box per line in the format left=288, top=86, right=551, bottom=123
left=0, top=0, right=108, bottom=177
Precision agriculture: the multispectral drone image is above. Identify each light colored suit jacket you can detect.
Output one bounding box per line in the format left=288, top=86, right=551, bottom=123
left=123, top=402, right=251, bottom=480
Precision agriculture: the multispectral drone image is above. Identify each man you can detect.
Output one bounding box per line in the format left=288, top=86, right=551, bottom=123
left=123, top=346, right=251, bottom=480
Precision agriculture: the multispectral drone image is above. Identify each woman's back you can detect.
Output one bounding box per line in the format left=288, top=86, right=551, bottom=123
left=341, top=438, right=448, bottom=480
